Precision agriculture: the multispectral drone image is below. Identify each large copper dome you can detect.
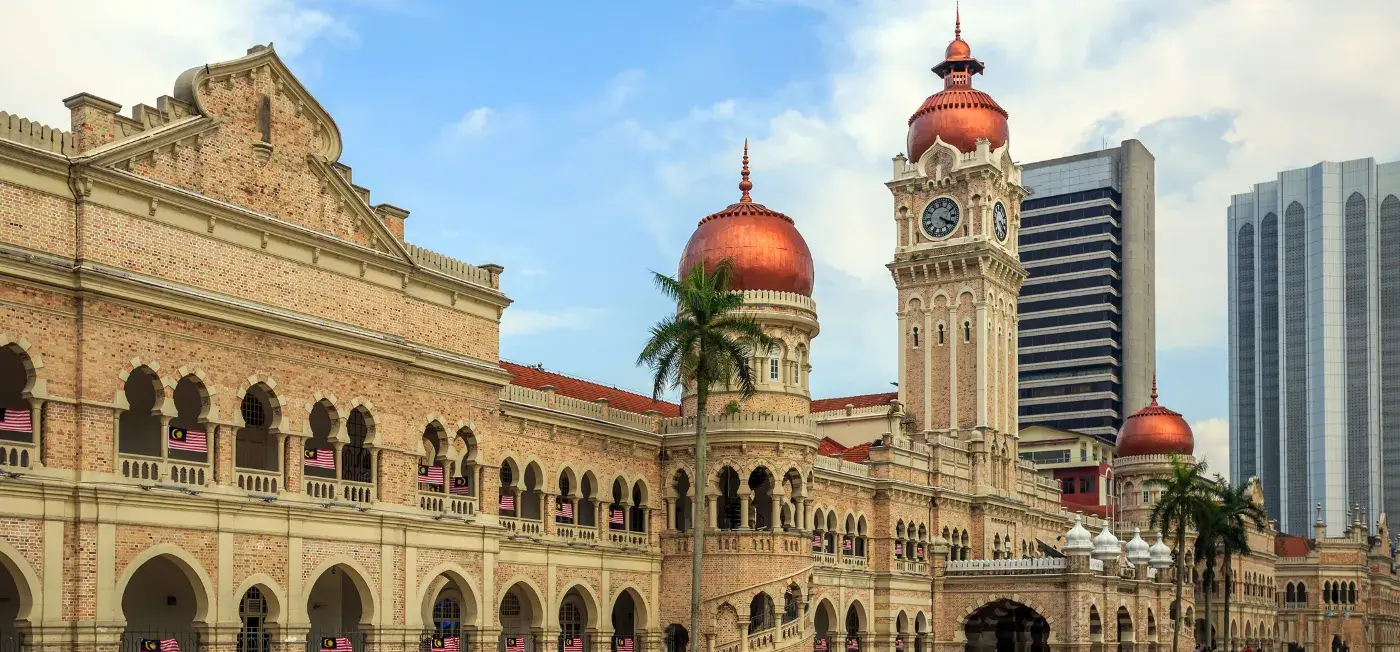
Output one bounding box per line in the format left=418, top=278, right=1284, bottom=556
left=906, top=11, right=1009, bottom=162
left=678, top=142, right=814, bottom=296
left=1115, top=379, right=1195, bottom=458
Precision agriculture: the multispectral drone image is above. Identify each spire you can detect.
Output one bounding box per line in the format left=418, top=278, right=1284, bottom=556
left=739, top=138, right=753, bottom=203
left=955, top=1, right=961, bottom=40
left=1150, top=373, right=1159, bottom=405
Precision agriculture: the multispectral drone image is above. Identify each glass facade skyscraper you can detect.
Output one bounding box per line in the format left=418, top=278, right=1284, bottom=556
left=1228, top=157, right=1400, bottom=535
left=1017, top=140, right=1156, bottom=439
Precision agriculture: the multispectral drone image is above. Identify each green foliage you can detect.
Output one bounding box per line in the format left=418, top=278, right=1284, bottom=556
left=723, top=400, right=741, bottom=415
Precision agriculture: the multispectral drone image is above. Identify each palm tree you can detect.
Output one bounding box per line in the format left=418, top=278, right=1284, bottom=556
left=638, top=258, right=774, bottom=649
left=1215, top=479, right=1268, bottom=652
left=1148, top=454, right=1214, bottom=652
left=1193, top=502, right=1224, bottom=650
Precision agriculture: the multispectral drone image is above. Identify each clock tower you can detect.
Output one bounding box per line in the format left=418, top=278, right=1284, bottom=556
left=889, top=11, right=1028, bottom=453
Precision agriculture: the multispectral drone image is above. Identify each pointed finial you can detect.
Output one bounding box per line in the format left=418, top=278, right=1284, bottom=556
left=1150, top=373, right=1159, bottom=404
left=955, top=1, right=961, bottom=40
left=738, top=138, right=753, bottom=203
left=1317, top=502, right=1324, bottom=523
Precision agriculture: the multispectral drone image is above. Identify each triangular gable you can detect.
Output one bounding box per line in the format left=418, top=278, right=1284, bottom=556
left=305, top=154, right=415, bottom=261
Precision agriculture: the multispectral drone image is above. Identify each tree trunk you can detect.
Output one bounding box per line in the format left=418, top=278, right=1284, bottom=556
left=690, top=384, right=708, bottom=652
left=1203, top=559, right=1215, bottom=650
left=1173, top=524, right=1186, bottom=652
left=1222, top=552, right=1232, bottom=652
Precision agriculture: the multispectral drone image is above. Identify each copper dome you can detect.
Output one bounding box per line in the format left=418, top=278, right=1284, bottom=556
left=906, top=10, right=1009, bottom=162
left=678, top=142, right=815, bottom=296
left=1115, top=378, right=1195, bottom=458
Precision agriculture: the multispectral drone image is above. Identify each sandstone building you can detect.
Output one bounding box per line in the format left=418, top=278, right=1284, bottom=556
left=0, top=14, right=1395, bottom=652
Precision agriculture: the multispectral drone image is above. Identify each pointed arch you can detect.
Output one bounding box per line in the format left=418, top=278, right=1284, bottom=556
left=0, top=536, right=40, bottom=626
left=114, top=544, right=217, bottom=625
left=417, top=562, right=482, bottom=631
left=231, top=573, right=287, bottom=626
left=299, top=554, right=379, bottom=625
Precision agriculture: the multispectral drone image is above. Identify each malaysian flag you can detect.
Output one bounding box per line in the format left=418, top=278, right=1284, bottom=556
left=499, top=493, right=515, bottom=512
left=896, top=639, right=905, bottom=652
left=556, top=501, right=575, bottom=519
left=139, top=639, right=179, bottom=652
left=812, top=534, right=822, bottom=551
left=0, top=407, right=31, bottom=433
left=304, top=448, right=335, bottom=469
left=419, top=465, right=444, bottom=486
left=505, top=637, right=526, bottom=652
left=609, top=508, right=625, bottom=526
left=321, top=637, right=353, bottom=650
left=432, top=636, right=461, bottom=652
left=564, top=637, right=584, bottom=652
left=615, top=637, right=634, bottom=652
left=450, top=476, right=472, bottom=495
left=843, top=538, right=853, bottom=553
left=916, top=545, right=925, bottom=559
left=846, top=639, right=860, bottom=651
left=814, top=639, right=829, bottom=652
left=167, top=426, right=207, bottom=453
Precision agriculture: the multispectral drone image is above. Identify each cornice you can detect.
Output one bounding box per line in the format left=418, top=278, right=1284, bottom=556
left=79, top=116, right=219, bottom=169
left=498, top=397, right=660, bottom=444
left=0, top=244, right=512, bottom=388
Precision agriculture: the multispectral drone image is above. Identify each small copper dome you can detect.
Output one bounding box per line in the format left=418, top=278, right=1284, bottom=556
left=1116, top=377, right=1195, bottom=458
left=678, top=141, right=814, bottom=296
left=906, top=9, right=1009, bottom=162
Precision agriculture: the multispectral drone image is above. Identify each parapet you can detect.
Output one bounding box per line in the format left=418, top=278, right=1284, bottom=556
left=0, top=112, right=76, bottom=156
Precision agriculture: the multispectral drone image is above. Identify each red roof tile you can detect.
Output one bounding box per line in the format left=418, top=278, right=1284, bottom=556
left=816, top=437, right=872, bottom=463
left=1275, top=534, right=1313, bottom=558
left=842, top=442, right=872, bottom=463
left=817, top=437, right=846, bottom=457
left=501, top=361, right=680, bottom=417
left=810, top=392, right=898, bottom=413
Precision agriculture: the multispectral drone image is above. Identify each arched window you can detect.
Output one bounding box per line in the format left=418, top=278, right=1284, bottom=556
left=499, top=463, right=517, bottom=516
left=1348, top=582, right=1356, bottom=605
left=434, top=596, right=462, bottom=636
left=748, top=593, right=774, bottom=634
left=303, top=401, right=337, bottom=480
left=962, top=321, right=971, bottom=343
left=717, top=467, right=742, bottom=530
left=235, top=387, right=279, bottom=473
left=118, top=367, right=162, bottom=457
left=629, top=482, right=648, bottom=533
left=783, top=586, right=800, bottom=624
left=911, top=327, right=920, bottom=349
left=342, top=408, right=374, bottom=484
left=937, top=324, right=945, bottom=345
left=768, top=345, right=781, bottom=382
left=672, top=470, right=691, bottom=533
left=169, top=376, right=209, bottom=463
left=557, top=472, right=576, bottom=524
left=0, top=345, right=34, bottom=451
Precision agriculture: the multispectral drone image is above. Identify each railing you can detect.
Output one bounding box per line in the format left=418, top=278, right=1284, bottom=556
left=237, top=468, right=281, bottom=494
left=307, top=478, right=374, bottom=504
left=748, top=627, right=777, bottom=650
left=780, top=620, right=802, bottom=640
left=814, top=553, right=838, bottom=567
left=609, top=530, right=647, bottom=547
left=122, top=629, right=200, bottom=652
left=945, top=558, right=1067, bottom=574
left=165, top=459, right=208, bottom=486
left=119, top=452, right=164, bottom=481
left=660, top=412, right=818, bottom=436
left=0, top=632, right=22, bottom=652
left=811, top=455, right=871, bottom=477
left=446, top=494, right=477, bottom=516
left=500, top=385, right=657, bottom=431
left=896, top=559, right=928, bottom=574
left=309, top=631, right=366, bottom=652
left=716, top=641, right=741, bottom=652
left=0, top=440, right=34, bottom=469
left=555, top=524, right=599, bottom=543
left=840, top=555, right=868, bottom=569
left=500, top=517, right=544, bottom=536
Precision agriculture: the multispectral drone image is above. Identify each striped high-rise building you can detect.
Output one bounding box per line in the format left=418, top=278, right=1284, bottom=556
left=1016, top=140, right=1157, bottom=438
left=1228, top=157, right=1400, bottom=535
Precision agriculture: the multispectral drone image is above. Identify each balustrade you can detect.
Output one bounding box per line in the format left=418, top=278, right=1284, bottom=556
left=945, top=558, right=1067, bottom=574
left=307, top=478, right=375, bottom=504
left=896, top=559, right=928, bottom=575
left=555, top=524, right=598, bottom=543
left=0, top=440, right=34, bottom=469
left=748, top=627, right=776, bottom=650
left=841, top=555, right=868, bottom=569
left=814, top=552, right=838, bottom=567
left=608, top=530, right=646, bottom=547
left=236, top=468, right=281, bottom=494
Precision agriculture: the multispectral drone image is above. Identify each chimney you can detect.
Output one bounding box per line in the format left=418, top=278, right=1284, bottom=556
left=373, top=203, right=409, bottom=241
left=63, top=92, right=121, bottom=153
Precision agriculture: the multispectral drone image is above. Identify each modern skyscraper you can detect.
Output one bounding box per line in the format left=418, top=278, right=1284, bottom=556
left=1229, top=157, right=1400, bottom=535
left=1016, top=141, right=1157, bottom=439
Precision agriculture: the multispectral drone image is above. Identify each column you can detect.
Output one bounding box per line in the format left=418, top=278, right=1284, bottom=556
left=897, top=312, right=908, bottom=406
left=666, top=498, right=677, bottom=531
left=597, top=501, right=608, bottom=538
left=158, top=415, right=172, bottom=479
left=923, top=309, right=933, bottom=430
left=707, top=492, right=718, bottom=530
left=738, top=488, right=752, bottom=530
left=799, top=498, right=810, bottom=531
left=975, top=302, right=988, bottom=427
left=947, top=306, right=958, bottom=429
left=620, top=499, right=632, bottom=531
left=770, top=493, right=783, bottom=531
left=26, top=397, right=42, bottom=466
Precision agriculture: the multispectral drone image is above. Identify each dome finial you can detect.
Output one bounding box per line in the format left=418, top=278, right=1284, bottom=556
left=1150, top=373, right=1159, bottom=405
left=739, top=138, right=753, bottom=203
left=955, top=1, right=961, bottom=40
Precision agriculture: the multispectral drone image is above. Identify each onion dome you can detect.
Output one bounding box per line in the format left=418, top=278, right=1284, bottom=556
left=1091, top=520, right=1121, bottom=562
left=1064, top=514, right=1093, bottom=556
left=678, top=140, right=815, bottom=296
left=1116, top=375, right=1195, bottom=457
left=906, top=8, right=1009, bottom=162
left=1148, top=532, right=1173, bottom=570
left=1125, top=528, right=1151, bottom=567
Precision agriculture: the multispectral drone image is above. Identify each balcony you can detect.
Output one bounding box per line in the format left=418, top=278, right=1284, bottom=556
left=608, top=530, right=647, bottom=547
left=895, top=559, right=928, bottom=575
left=945, top=558, right=1067, bottom=574
left=236, top=468, right=281, bottom=494
left=119, top=452, right=209, bottom=487
left=814, top=552, right=838, bottom=567
left=306, top=477, right=374, bottom=504
left=555, top=524, right=599, bottom=544
left=0, top=439, right=34, bottom=469
left=500, top=516, right=544, bottom=537
left=841, top=555, right=868, bottom=570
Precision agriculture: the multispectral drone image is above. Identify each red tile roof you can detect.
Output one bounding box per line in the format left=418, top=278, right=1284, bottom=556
left=810, top=392, right=898, bottom=413
left=501, top=361, right=680, bottom=417
left=816, top=437, right=872, bottom=463
left=1275, top=534, right=1314, bottom=558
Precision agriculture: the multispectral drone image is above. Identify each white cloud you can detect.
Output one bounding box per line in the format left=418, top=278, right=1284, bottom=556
left=501, top=308, right=605, bottom=336
left=0, top=0, right=352, bottom=127
left=450, top=107, right=495, bottom=138
left=1191, top=418, right=1230, bottom=481
left=601, top=69, right=646, bottom=113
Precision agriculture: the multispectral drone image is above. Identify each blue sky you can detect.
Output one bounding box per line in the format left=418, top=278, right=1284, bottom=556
left=9, top=0, right=1400, bottom=477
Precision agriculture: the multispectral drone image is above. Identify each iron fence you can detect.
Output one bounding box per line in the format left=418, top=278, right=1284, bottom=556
left=0, top=632, right=22, bottom=652
left=122, top=630, right=201, bottom=652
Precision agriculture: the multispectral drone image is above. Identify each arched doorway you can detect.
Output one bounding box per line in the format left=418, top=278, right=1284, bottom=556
left=558, top=586, right=596, bottom=652
left=120, top=554, right=207, bottom=652
left=237, top=584, right=281, bottom=652
left=0, top=549, right=34, bottom=651
left=664, top=624, right=689, bottom=652
left=307, top=564, right=372, bottom=652
left=1116, top=607, right=1133, bottom=652
left=812, top=599, right=838, bottom=652
left=499, top=582, right=543, bottom=652
left=844, top=602, right=865, bottom=651
left=422, top=571, right=477, bottom=650
left=963, top=600, right=1049, bottom=652
left=611, top=589, right=645, bottom=652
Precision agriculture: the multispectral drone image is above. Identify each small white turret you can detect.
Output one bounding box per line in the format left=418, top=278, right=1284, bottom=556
left=1064, top=514, right=1093, bottom=556
left=1148, top=532, right=1173, bottom=571
left=1125, top=527, right=1150, bottom=567
left=1092, top=520, right=1121, bottom=562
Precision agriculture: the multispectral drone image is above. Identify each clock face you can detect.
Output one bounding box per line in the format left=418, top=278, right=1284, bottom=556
left=993, top=202, right=1008, bottom=241
left=921, top=197, right=960, bottom=239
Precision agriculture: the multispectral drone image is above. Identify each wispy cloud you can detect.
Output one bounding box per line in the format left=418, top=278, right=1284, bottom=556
left=450, top=107, right=495, bottom=138
left=1191, top=418, right=1230, bottom=480
left=501, top=307, right=606, bottom=336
